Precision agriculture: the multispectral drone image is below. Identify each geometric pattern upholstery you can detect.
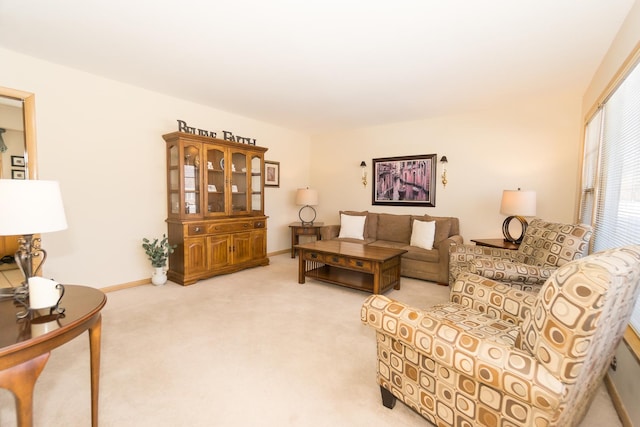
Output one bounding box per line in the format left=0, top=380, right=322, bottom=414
left=449, top=219, right=592, bottom=293
left=518, top=219, right=593, bottom=267
left=363, top=245, right=640, bottom=427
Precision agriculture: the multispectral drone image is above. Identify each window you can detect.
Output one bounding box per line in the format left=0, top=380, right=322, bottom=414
left=579, top=59, right=640, bottom=336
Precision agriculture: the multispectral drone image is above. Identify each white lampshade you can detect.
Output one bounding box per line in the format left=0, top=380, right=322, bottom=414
left=0, top=179, right=68, bottom=235
left=500, top=189, right=536, bottom=217
left=295, top=188, right=318, bottom=206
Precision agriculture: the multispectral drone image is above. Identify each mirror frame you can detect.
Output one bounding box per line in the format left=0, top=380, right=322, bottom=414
left=0, top=85, right=38, bottom=179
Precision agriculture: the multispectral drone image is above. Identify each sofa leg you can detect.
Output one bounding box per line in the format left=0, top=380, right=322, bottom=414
left=380, top=386, right=396, bottom=409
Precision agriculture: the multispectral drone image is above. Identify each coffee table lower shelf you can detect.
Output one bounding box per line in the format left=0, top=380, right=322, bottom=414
left=305, top=265, right=380, bottom=293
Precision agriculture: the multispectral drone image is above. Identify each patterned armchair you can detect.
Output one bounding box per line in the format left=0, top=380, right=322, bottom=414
left=362, top=245, right=640, bottom=427
left=449, top=219, right=592, bottom=292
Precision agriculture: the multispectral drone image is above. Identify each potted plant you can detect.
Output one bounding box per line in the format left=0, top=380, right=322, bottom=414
left=142, top=234, right=176, bottom=285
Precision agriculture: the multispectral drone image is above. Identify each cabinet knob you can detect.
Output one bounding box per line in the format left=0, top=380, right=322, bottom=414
left=194, top=227, right=201, bottom=232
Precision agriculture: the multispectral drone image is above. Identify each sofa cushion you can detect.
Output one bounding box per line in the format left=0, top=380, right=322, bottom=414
left=413, top=215, right=453, bottom=248
left=401, top=245, right=440, bottom=262
left=410, top=219, right=436, bottom=250
left=377, top=213, right=411, bottom=243
left=338, top=213, right=366, bottom=240
left=339, top=210, right=377, bottom=239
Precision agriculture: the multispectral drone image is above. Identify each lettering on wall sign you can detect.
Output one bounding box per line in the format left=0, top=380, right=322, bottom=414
left=176, top=120, right=256, bottom=145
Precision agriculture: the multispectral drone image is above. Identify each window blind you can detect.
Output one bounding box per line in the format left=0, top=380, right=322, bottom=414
left=580, top=60, right=640, bottom=335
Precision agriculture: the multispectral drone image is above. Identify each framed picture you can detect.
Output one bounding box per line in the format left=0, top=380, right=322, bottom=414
left=372, top=154, right=437, bottom=207
left=11, top=156, right=25, bottom=167
left=265, top=160, right=280, bottom=187
left=11, top=169, right=25, bottom=180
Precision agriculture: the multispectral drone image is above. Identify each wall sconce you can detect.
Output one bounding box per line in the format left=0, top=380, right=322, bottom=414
left=360, top=161, right=367, bottom=187
left=440, top=156, right=448, bottom=187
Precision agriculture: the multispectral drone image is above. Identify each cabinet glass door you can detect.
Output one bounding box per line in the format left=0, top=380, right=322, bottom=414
left=183, top=143, right=201, bottom=216
left=230, top=150, right=249, bottom=214
left=168, top=143, right=180, bottom=216
left=251, top=155, right=263, bottom=212
left=205, top=147, right=226, bottom=215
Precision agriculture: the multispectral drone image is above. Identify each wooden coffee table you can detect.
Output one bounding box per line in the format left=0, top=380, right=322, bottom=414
left=295, top=240, right=407, bottom=294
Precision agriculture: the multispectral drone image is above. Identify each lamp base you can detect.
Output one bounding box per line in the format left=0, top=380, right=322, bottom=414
left=298, top=205, right=317, bottom=226
left=502, top=216, right=528, bottom=244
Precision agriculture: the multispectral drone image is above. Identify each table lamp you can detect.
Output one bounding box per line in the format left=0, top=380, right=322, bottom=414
left=295, top=187, right=318, bottom=226
left=500, top=188, right=536, bottom=244
left=0, top=180, right=68, bottom=289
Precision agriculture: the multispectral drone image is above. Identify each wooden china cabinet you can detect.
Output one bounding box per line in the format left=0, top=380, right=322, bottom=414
left=163, top=131, right=269, bottom=285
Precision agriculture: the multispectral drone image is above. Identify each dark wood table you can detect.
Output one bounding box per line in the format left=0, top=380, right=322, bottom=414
left=296, top=240, right=406, bottom=294
left=0, top=285, right=107, bottom=427
left=471, top=238, right=520, bottom=250
left=289, top=222, right=324, bottom=258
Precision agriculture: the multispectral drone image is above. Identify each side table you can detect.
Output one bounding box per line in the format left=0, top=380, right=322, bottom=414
left=0, top=285, right=107, bottom=427
left=289, top=222, right=324, bottom=258
left=471, top=238, right=520, bottom=250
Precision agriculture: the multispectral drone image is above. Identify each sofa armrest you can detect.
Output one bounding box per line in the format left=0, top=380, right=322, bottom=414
left=320, top=225, right=340, bottom=240
left=361, top=294, right=564, bottom=410
left=448, top=243, right=522, bottom=286
left=450, top=272, right=537, bottom=324
left=470, top=258, right=553, bottom=291
left=432, top=235, right=463, bottom=284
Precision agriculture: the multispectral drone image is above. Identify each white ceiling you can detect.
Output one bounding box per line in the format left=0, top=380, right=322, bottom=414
left=0, top=0, right=635, bottom=134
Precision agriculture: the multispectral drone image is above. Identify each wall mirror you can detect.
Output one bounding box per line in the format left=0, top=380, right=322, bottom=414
left=0, top=86, right=38, bottom=286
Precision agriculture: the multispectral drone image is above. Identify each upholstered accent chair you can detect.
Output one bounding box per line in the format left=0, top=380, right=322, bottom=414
left=449, top=219, right=592, bottom=293
left=362, top=245, right=640, bottom=427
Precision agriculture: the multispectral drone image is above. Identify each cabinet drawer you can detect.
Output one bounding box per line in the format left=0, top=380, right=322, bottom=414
left=303, top=251, right=325, bottom=263
left=347, top=258, right=373, bottom=272
left=296, top=227, right=317, bottom=236
left=253, top=220, right=266, bottom=229
left=208, top=221, right=253, bottom=233
left=325, top=254, right=347, bottom=266
left=188, top=224, right=207, bottom=235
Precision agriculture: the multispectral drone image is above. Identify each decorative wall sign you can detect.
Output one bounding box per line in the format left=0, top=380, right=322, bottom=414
left=265, top=161, right=280, bottom=187
left=372, top=154, right=437, bottom=207
left=176, top=120, right=257, bottom=145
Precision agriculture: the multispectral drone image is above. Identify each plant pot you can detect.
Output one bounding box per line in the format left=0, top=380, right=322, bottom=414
left=151, top=267, right=167, bottom=286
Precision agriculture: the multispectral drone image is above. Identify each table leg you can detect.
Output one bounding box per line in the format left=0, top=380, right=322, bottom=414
left=89, top=314, right=102, bottom=427
left=290, top=230, right=297, bottom=258
left=373, top=263, right=381, bottom=294
left=0, top=352, right=50, bottom=427
left=298, top=250, right=306, bottom=284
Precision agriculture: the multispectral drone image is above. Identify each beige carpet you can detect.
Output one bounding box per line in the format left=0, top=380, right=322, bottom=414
left=0, top=254, right=621, bottom=426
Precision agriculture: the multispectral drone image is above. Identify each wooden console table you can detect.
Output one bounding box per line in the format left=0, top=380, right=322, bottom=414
left=0, top=285, right=107, bottom=427
left=289, top=222, right=323, bottom=258
left=296, top=240, right=406, bottom=294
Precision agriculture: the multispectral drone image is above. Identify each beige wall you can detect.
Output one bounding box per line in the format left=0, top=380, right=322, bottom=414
left=0, top=47, right=310, bottom=287
left=582, top=1, right=640, bottom=424
left=311, top=93, right=583, bottom=239
left=0, top=32, right=616, bottom=289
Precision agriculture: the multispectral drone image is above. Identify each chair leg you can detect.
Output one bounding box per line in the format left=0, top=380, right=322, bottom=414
left=380, top=386, right=396, bottom=409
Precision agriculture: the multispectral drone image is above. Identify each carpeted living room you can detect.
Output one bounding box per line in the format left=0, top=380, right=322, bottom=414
left=0, top=254, right=624, bottom=426
left=1, top=1, right=640, bottom=426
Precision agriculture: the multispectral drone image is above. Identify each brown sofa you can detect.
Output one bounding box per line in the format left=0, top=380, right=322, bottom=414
left=320, top=211, right=463, bottom=285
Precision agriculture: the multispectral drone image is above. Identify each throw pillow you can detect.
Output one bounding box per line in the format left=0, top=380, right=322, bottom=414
left=338, top=214, right=366, bottom=240
left=410, top=219, right=436, bottom=250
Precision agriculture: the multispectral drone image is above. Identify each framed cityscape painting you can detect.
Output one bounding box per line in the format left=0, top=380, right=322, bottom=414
left=372, top=154, right=437, bottom=207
